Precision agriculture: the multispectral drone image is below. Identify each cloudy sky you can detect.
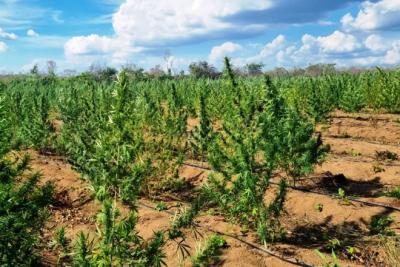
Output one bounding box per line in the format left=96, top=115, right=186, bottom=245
left=0, top=0, right=400, bottom=73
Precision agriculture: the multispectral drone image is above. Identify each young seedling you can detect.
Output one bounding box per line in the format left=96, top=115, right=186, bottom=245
left=369, top=215, right=395, bottom=236
left=348, top=149, right=361, bottom=157
left=345, top=246, right=359, bottom=260
left=156, top=201, right=168, bottom=211
left=51, top=227, right=71, bottom=264
left=372, top=164, right=385, bottom=174
left=337, top=188, right=351, bottom=206
left=314, top=203, right=324, bottom=212
left=326, top=238, right=343, bottom=251
left=375, top=150, right=398, bottom=161
left=191, top=235, right=227, bottom=267
left=383, top=187, right=400, bottom=199
left=315, top=249, right=341, bottom=267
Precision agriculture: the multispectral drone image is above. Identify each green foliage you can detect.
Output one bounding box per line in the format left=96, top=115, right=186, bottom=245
left=369, top=215, right=395, bottom=236
left=337, top=188, right=351, bottom=205
left=375, top=68, right=400, bottom=113
left=54, top=227, right=70, bottom=251
left=72, top=200, right=166, bottom=267
left=0, top=94, right=54, bottom=265
left=326, top=238, right=343, bottom=251
left=383, top=187, right=400, bottom=199
left=155, top=202, right=168, bottom=211
left=168, top=194, right=205, bottom=241
left=189, top=61, right=219, bottom=79
left=191, top=235, right=226, bottom=267
left=3, top=61, right=400, bottom=265
left=375, top=150, right=398, bottom=161
left=0, top=154, right=54, bottom=266
left=70, top=197, right=202, bottom=266
left=73, top=232, right=93, bottom=267
left=315, top=249, right=341, bottom=267
left=190, top=87, right=214, bottom=160
left=246, top=63, right=264, bottom=76
left=314, top=203, right=324, bottom=212
left=339, top=78, right=365, bottom=112
left=200, top=59, right=325, bottom=244
left=0, top=173, right=53, bottom=266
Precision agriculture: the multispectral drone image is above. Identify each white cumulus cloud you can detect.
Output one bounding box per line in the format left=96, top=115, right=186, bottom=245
left=65, top=34, right=120, bottom=57
left=0, top=28, right=17, bottom=40
left=112, top=0, right=272, bottom=46
left=342, top=0, right=400, bottom=31
left=63, top=0, right=400, bottom=69
left=317, top=31, right=360, bottom=53
left=209, top=42, right=242, bottom=64
left=382, top=41, right=400, bottom=65
left=64, top=34, right=142, bottom=65
left=27, top=29, right=39, bottom=37
left=228, top=29, right=400, bottom=69
left=0, top=41, right=8, bottom=53
left=295, top=31, right=360, bottom=58
left=232, top=35, right=291, bottom=67
left=259, top=35, right=286, bottom=57
left=65, top=0, right=272, bottom=64
left=364, top=34, right=387, bottom=52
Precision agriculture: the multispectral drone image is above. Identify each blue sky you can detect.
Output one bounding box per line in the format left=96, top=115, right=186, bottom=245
left=0, top=0, right=400, bottom=73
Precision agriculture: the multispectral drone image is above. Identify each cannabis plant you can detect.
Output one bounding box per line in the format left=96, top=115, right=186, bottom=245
left=190, top=87, right=214, bottom=161
left=0, top=97, right=54, bottom=266
left=72, top=200, right=166, bottom=267
left=191, top=235, right=226, bottom=267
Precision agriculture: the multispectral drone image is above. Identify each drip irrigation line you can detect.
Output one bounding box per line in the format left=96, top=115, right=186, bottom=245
left=182, top=162, right=211, bottom=171
left=281, top=183, right=400, bottom=212
left=137, top=201, right=315, bottom=267
left=181, top=162, right=400, bottom=212
left=329, top=115, right=398, bottom=122
left=288, top=175, right=400, bottom=187
left=323, top=138, right=400, bottom=152
left=183, top=161, right=400, bottom=188
left=327, top=156, right=400, bottom=167
left=325, top=135, right=400, bottom=148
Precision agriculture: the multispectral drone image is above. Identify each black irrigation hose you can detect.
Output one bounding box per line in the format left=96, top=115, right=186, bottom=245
left=330, top=115, right=399, bottom=122
left=327, top=155, right=400, bottom=167
left=181, top=162, right=400, bottom=212
left=291, top=175, right=400, bottom=188
left=184, top=161, right=400, bottom=187
left=137, top=201, right=315, bottom=267
left=182, top=162, right=211, bottom=171
left=325, top=135, right=400, bottom=147
left=280, top=182, right=400, bottom=212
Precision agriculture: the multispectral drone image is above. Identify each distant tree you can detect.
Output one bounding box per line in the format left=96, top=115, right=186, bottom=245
left=47, top=60, right=57, bottom=76
left=30, top=64, right=39, bottom=76
left=99, top=67, right=118, bottom=81
left=233, top=66, right=247, bottom=77
left=305, top=63, right=336, bottom=76
left=188, top=61, right=219, bottom=79
left=246, top=62, right=264, bottom=76
left=290, top=68, right=306, bottom=76
left=148, top=64, right=165, bottom=78
left=88, top=63, right=100, bottom=74
left=164, top=49, right=174, bottom=76
left=89, top=63, right=117, bottom=82
left=266, top=67, right=289, bottom=78
left=344, top=66, right=365, bottom=75
left=121, top=63, right=145, bottom=80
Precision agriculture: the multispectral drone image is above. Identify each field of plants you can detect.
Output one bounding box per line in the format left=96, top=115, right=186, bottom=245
left=1, top=59, right=400, bottom=266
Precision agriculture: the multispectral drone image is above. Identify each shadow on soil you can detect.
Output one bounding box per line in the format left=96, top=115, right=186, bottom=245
left=287, top=215, right=364, bottom=249
left=298, top=172, right=385, bottom=198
